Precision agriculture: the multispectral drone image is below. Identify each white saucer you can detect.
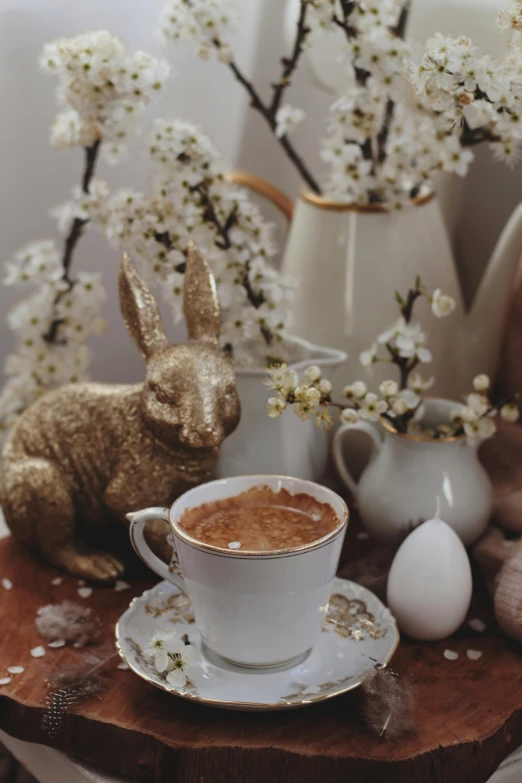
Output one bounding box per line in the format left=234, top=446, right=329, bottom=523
left=116, top=578, right=399, bottom=711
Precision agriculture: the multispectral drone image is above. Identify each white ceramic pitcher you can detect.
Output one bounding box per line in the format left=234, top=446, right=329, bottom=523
left=228, top=172, right=522, bottom=398
left=332, top=398, right=492, bottom=546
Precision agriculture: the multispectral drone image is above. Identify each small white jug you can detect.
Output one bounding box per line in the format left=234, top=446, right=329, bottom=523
left=333, top=398, right=492, bottom=546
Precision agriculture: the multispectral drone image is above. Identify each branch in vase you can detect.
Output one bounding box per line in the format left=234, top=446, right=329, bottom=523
left=43, top=139, right=101, bottom=344
left=460, top=120, right=500, bottom=147
left=269, top=0, right=309, bottom=119
left=226, top=60, right=321, bottom=194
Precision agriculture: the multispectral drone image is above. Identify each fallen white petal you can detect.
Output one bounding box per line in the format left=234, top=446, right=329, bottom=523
left=356, top=532, right=370, bottom=540
left=117, top=662, right=130, bottom=671
left=303, top=685, right=321, bottom=694
left=166, top=669, right=187, bottom=688
left=468, top=618, right=486, bottom=633
left=7, top=666, right=24, bottom=675
left=228, top=541, right=241, bottom=550
left=30, top=646, right=46, bottom=658
left=467, top=649, right=482, bottom=661
left=78, top=587, right=93, bottom=599
left=2, top=578, right=13, bottom=590
left=0, top=678, right=11, bottom=686
left=114, top=580, right=130, bottom=592
left=48, top=639, right=66, bottom=649
left=77, top=580, right=86, bottom=586
left=51, top=577, right=63, bottom=586
left=443, top=649, right=458, bottom=661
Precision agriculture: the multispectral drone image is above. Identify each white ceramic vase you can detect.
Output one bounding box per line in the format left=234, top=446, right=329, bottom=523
left=229, top=173, right=522, bottom=400
left=217, top=335, right=347, bottom=481
left=279, top=192, right=522, bottom=398
left=333, top=398, right=492, bottom=546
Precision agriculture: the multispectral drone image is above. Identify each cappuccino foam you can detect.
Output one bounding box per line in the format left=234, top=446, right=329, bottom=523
left=179, top=485, right=338, bottom=552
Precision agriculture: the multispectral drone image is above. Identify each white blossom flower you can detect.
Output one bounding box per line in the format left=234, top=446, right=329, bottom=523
left=159, top=0, right=238, bottom=57
left=147, top=631, right=180, bottom=673
left=464, top=416, right=496, bottom=445
left=390, top=396, right=408, bottom=415
left=281, top=369, right=299, bottom=393
left=267, top=397, right=286, bottom=418
left=379, top=379, right=399, bottom=397
left=343, top=381, right=367, bottom=399
left=303, top=365, right=322, bottom=383
left=399, top=388, right=421, bottom=409
left=165, top=639, right=197, bottom=688
left=431, top=289, right=456, bottom=318
left=318, top=378, right=332, bottom=395
left=315, top=407, right=334, bottom=430
left=360, top=343, right=378, bottom=367
left=473, top=374, right=490, bottom=392
left=295, top=385, right=321, bottom=407
left=500, top=403, right=520, bottom=422
left=341, top=407, right=360, bottom=425
left=359, top=393, right=388, bottom=422
left=466, top=393, right=489, bottom=418
left=40, top=31, right=170, bottom=161
left=275, top=105, right=306, bottom=139
left=264, top=363, right=289, bottom=391
left=293, top=402, right=316, bottom=421
left=408, top=373, right=434, bottom=394
left=378, top=317, right=432, bottom=363
left=147, top=631, right=197, bottom=687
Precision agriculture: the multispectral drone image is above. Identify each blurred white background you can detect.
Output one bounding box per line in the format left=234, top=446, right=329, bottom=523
left=0, top=0, right=520, bottom=386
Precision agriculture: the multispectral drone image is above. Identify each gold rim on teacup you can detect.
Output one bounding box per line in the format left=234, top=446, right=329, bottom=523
left=168, top=475, right=349, bottom=559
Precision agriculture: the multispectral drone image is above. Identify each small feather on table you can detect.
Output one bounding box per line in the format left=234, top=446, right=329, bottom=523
left=361, top=666, right=415, bottom=740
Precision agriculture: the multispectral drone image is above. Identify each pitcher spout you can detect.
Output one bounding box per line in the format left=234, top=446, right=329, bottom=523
left=463, top=203, right=522, bottom=385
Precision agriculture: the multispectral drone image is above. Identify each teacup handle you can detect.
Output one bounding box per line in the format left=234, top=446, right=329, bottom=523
left=127, top=507, right=186, bottom=593
left=333, top=422, right=382, bottom=499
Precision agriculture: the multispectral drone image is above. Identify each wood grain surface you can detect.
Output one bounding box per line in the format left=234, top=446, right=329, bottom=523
left=0, top=531, right=521, bottom=783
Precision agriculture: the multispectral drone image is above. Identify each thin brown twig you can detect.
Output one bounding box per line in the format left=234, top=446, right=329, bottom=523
left=43, top=139, right=102, bottom=344
left=269, top=0, right=309, bottom=118
left=226, top=59, right=320, bottom=193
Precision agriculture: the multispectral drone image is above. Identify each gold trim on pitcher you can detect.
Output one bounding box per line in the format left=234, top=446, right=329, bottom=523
left=225, top=170, right=294, bottom=222
left=379, top=396, right=490, bottom=443
left=300, top=190, right=434, bottom=212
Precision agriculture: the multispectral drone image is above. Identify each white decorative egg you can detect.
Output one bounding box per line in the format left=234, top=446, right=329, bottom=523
left=387, top=512, right=473, bottom=641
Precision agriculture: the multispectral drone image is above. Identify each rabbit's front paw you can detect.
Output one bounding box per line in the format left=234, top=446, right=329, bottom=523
left=66, top=551, right=126, bottom=583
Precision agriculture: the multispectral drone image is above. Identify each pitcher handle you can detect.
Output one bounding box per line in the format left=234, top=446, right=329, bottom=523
left=225, top=170, right=294, bottom=224
left=333, top=422, right=382, bottom=499
left=127, top=507, right=186, bottom=593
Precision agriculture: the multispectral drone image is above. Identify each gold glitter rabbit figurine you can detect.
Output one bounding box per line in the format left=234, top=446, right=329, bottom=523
left=0, top=243, right=240, bottom=582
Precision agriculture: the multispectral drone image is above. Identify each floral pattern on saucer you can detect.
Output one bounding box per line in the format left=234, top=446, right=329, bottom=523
left=116, top=577, right=399, bottom=711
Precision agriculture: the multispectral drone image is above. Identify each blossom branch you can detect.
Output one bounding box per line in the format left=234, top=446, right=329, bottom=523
left=460, top=120, right=501, bottom=147
left=226, top=59, right=321, bottom=194
left=43, top=139, right=101, bottom=343
left=269, top=0, right=309, bottom=119
left=155, top=174, right=276, bottom=347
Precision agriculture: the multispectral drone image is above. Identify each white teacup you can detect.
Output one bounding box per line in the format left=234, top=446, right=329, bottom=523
left=128, top=475, right=348, bottom=668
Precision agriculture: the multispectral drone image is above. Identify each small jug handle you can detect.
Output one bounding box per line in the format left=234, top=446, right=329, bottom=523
left=225, top=170, right=294, bottom=224
left=127, top=507, right=186, bottom=593
left=333, top=422, right=383, bottom=499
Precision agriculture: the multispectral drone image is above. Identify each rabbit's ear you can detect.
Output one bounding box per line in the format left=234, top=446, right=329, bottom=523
left=119, top=253, right=167, bottom=359
left=183, top=242, right=221, bottom=344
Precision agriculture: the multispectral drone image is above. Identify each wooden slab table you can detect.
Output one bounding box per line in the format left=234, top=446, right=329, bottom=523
left=0, top=526, right=522, bottom=783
